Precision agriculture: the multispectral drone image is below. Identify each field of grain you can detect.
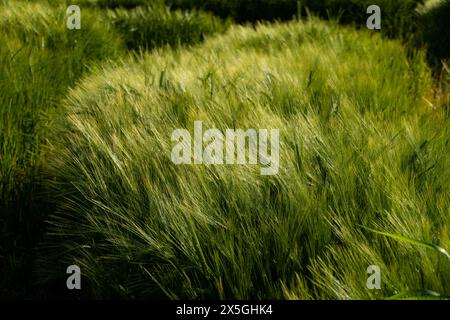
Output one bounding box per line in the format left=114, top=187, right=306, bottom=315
left=0, top=0, right=449, bottom=299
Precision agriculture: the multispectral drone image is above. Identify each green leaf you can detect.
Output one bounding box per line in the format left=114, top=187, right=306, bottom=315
left=359, top=225, right=450, bottom=259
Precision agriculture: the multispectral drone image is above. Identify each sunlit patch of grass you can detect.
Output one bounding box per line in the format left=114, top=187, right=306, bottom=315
left=42, top=18, right=449, bottom=299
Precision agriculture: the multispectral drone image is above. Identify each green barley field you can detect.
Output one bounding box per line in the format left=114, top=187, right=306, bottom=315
left=0, top=0, right=449, bottom=300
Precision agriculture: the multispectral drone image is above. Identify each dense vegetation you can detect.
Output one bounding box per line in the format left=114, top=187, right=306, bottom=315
left=108, top=5, right=229, bottom=51
left=0, top=0, right=225, bottom=297
left=0, top=0, right=124, bottom=297
left=44, top=19, right=449, bottom=299
left=167, top=0, right=450, bottom=65
left=0, top=0, right=449, bottom=299
left=417, top=0, right=450, bottom=64
left=167, top=0, right=423, bottom=36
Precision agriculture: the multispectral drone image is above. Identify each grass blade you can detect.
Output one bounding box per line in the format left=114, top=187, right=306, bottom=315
left=360, top=225, right=450, bottom=260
